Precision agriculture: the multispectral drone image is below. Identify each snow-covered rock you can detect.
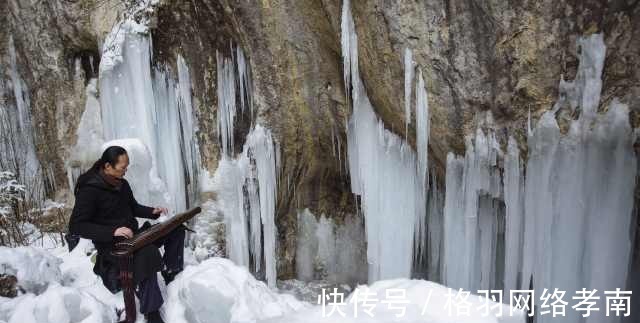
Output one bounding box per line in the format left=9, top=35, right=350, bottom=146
left=165, top=257, right=307, bottom=323
left=0, top=247, right=61, bottom=295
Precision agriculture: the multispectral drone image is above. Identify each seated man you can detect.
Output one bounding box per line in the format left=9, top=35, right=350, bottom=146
left=69, top=146, right=184, bottom=323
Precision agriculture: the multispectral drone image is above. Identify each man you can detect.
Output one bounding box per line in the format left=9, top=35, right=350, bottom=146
left=69, top=146, right=184, bottom=323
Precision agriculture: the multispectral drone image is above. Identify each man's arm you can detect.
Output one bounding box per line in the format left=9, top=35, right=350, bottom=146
left=124, top=181, right=158, bottom=219
left=69, top=187, right=115, bottom=243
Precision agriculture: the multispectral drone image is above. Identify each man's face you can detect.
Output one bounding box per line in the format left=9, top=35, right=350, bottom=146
left=105, top=154, right=129, bottom=179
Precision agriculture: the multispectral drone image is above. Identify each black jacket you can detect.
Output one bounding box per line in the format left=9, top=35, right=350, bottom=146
left=69, top=169, right=162, bottom=292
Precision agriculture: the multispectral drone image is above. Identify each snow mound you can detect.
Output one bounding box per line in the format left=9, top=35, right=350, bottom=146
left=164, top=257, right=308, bottom=323
left=0, top=247, right=61, bottom=295
left=268, top=279, right=524, bottom=323
left=0, top=283, right=114, bottom=323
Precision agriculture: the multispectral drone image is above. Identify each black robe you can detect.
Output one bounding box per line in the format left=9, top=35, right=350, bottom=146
left=68, top=169, right=163, bottom=293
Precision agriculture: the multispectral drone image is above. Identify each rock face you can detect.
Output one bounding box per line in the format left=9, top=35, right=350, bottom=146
left=1, top=0, right=638, bottom=279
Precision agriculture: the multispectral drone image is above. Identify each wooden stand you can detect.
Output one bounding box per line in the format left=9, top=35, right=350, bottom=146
left=112, top=207, right=201, bottom=323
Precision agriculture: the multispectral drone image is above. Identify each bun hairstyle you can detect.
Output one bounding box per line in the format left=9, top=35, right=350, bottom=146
left=90, top=146, right=128, bottom=172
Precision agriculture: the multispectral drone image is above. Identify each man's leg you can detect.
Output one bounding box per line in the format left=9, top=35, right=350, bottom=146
left=135, top=275, right=163, bottom=315
left=155, top=227, right=185, bottom=282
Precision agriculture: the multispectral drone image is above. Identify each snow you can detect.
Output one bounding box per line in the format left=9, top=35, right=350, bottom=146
left=164, top=258, right=305, bottom=323
left=0, top=243, right=524, bottom=323
left=0, top=247, right=61, bottom=295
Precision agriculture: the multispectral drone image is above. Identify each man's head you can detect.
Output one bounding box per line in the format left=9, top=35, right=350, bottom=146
left=98, top=146, right=129, bottom=179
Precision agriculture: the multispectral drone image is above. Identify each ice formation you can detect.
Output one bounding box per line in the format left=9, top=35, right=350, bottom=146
left=442, top=126, right=503, bottom=292
left=67, top=78, right=104, bottom=190
left=210, top=124, right=279, bottom=288
left=0, top=37, right=49, bottom=204
left=212, top=47, right=279, bottom=288
left=217, top=46, right=253, bottom=157
left=440, top=34, right=636, bottom=323
left=296, top=209, right=367, bottom=284
left=342, top=0, right=433, bottom=282
left=517, top=34, right=636, bottom=323
left=96, top=20, right=201, bottom=213
left=404, top=47, right=413, bottom=139
left=275, top=278, right=524, bottom=323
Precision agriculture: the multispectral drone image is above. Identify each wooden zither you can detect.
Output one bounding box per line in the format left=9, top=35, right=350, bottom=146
left=112, top=206, right=201, bottom=323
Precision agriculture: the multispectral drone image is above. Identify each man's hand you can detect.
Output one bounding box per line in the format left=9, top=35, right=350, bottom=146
left=114, top=227, right=134, bottom=239
left=152, top=207, right=168, bottom=215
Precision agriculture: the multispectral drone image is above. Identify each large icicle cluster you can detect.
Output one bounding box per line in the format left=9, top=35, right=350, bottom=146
left=95, top=20, right=201, bottom=213
left=440, top=34, right=636, bottom=323
left=212, top=125, right=279, bottom=288
left=517, top=34, right=636, bottom=323
left=442, top=124, right=503, bottom=292
left=217, top=47, right=253, bottom=157
left=213, top=47, right=279, bottom=288
left=0, top=37, right=50, bottom=204
left=342, top=0, right=432, bottom=282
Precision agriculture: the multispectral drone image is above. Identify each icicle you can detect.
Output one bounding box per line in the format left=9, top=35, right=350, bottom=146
left=177, top=55, right=201, bottom=206
left=442, top=127, right=502, bottom=291
left=404, top=48, right=413, bottom=139
left=426, top=172, right=444, bottom=281
left=415, top=69, right=430, bottom=188
left=0, top=37, right=48, bottom=204
left=503, top=136, right=523, bottom=294
left=97, top=22, right=200, bottom=214
left=520, top=34, right=636, bottom=323
left=244, top=125, right=278, bottom=288
left=341, top=0, right=426, bottom=282
left=412, top=70, right=430, bottom=267
left=216, top=50, right=238, bottom=156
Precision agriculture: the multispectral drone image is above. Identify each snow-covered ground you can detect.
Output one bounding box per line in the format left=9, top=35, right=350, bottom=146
left=0, top=240, right=524, bottom=323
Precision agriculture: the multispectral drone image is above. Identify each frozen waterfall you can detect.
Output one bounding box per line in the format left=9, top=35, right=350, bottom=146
left=440, top=33, right=637, bottom=323
left=0, top=37, right=50, bottom=205
left=341, top=0, right=432, bottom=282
left=93, top=20, right=201, bottom=212
left=213, top=47, right=279, bottom=288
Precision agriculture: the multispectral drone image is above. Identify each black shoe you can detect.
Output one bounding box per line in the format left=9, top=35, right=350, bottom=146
left=161, top=268, right=181, bottom=285
left=145, top=310, right=165, bottom=323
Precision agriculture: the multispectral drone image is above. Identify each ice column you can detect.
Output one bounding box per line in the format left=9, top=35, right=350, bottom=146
left=442, top=127, right=503, bottom=291
left=502, top=137, right=523, bottom=294
left=404, top=48, right=413, bottom=139
left=518, top=34, right=636, bottom=323
left=0, top=37, right=48, bottom=204
left=342, top=0, right=426, bottom=282
left=214, top=47, right=278, bottom=288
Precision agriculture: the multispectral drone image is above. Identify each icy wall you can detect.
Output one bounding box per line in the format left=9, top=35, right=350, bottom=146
left=440, top=34, right=637, bottom=323
left=67, top=16, right=202, bottom=213
left=209, top=46, right=280, bottom=288
left=0, top=37, right=50, bottom=205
